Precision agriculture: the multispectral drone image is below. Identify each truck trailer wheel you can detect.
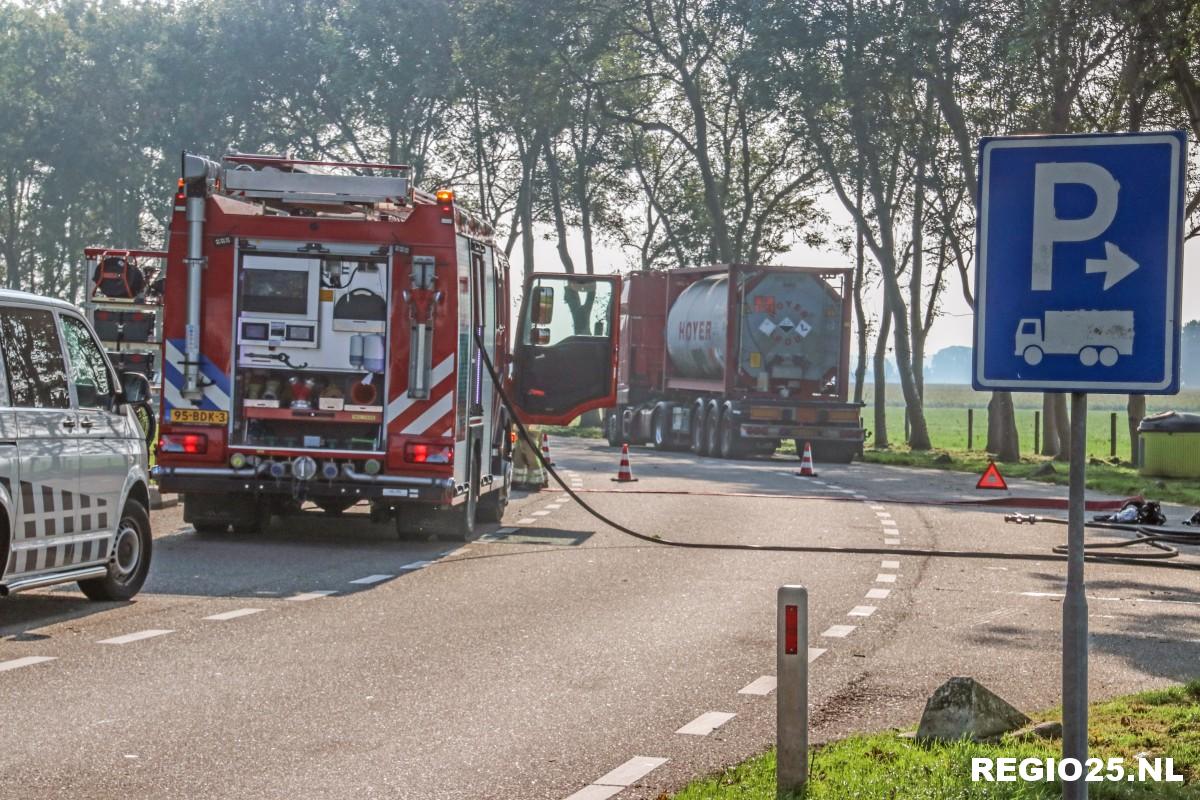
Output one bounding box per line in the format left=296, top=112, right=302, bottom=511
left=704, top=400, right=722, bottom=456
left=652, top=404, right=673, bottom=449
left=717, top=408, right=741, bottom=459
left=78, top=499, right=152, bottom=602
left=690, top=401, right=708, bottom=454
left=605, top=411, right=624, bottom=447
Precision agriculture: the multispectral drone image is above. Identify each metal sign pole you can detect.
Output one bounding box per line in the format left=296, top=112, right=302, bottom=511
left=1062, top=391, right=1089, bottom=799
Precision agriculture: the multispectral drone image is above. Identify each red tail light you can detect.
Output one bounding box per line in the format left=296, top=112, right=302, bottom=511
left=159, top=433, right=207, bottom=454
left=405, top=442, right=453, bottom=464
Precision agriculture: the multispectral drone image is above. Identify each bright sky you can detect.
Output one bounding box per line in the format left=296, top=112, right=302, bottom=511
left=532, top=193, right=1200, bottom=361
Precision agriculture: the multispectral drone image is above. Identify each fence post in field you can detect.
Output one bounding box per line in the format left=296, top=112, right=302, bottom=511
left=1034, top=410, right=1041, bottom=454
left=1110, top=412, right=1118, bottom=459
left=967, top=408, right=974, bottom=451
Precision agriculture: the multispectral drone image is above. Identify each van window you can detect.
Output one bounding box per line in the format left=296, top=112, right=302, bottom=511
left=61, top=315, right=114, bottom=409
left=0, top=307, right=71, bottom=409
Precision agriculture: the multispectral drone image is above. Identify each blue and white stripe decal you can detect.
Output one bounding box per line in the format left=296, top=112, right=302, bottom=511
left=163, top=339, right=231, bottom=415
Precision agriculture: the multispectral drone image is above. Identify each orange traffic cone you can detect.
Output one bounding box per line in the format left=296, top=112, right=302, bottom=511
left=541, top=432, right=555, bottom=466
left=796, top=441, right=819, bottom=477
left=611, top=443, right=638, bottom=482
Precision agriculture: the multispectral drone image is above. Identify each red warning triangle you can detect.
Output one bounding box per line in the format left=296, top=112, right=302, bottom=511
left=976, top=461, right=1008, bottom=490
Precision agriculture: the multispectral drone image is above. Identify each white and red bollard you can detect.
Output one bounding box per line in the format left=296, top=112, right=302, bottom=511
left=796, top=441, right=818, bottom=477
left=541, top=432, right=555, bottom=466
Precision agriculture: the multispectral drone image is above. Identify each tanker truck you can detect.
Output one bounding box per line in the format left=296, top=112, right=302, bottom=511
left=604, top=265, right=865, bottom=462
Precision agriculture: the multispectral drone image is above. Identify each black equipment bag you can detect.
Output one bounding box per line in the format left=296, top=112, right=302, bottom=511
left=93, top=256, right=145, bottom=299
left=333, top=288, right=386, bottom=322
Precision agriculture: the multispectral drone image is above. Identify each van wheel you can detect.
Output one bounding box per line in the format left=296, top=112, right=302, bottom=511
left=79, top=500, right=152, bottom=602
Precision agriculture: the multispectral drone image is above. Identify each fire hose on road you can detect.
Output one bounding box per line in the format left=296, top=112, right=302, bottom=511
left=475, top=333, right=1200, bottom=574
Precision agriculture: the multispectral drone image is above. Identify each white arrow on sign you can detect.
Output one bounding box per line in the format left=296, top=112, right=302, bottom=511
left=1085, top=241, right=1139, bottom=290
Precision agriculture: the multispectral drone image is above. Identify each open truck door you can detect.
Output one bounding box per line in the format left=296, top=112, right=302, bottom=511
left=511, top=273, right=620, bottom=425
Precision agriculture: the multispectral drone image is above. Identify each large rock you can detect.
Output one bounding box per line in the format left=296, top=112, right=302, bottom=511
left=916, top=677, right=1030, bottom=742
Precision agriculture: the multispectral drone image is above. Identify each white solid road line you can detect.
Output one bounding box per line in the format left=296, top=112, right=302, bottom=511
left=98, top=629, right=173, bottom=645
left=349, top=574, right=393, bottom=585
left=821, top=624, right=857, bottom=638
left=738, top=675, right=778, bottom=695
left=876, top=573, right=898, bottom=583
left=287, top=590, right=337, bottom=601
left=0, top=656, right=57, bottom=672
left=881, top=560, right=900, bottom=569
left=866, top=588, right=891, bottom=600
left=203, top=608, right=264, bottom=621
left=676, top=711, right=736, bottom=736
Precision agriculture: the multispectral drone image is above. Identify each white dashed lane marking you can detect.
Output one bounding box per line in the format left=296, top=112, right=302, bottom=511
left=516, top=517, right=536, bottom=525
left=532, top=511, right=551, bottom=517
left=866, top=588, right=891, bottom=600
left=870, top=504, right=886, bottom=510
left=0, top=656, right=57, bottom=672
left=287, top=590, right=337, bottom=602
left=881, top=560, right=900, bottom=569
left=544, top=504, right=563, bottom=510
left=98, top=629, right=173, bottom=645
left=349, top=574, right=393, bottom=585
left=885, top=538, right=900, bottom=545
left=821, top=624, right=857, bottom=638
left=738, top=675, right=778, bottom=695
left=876, top=573, right=898, bottom=583
left=563, top=756, right=670, bottom=800
left=809, top=647, right=827, bottom=662
left=880, top=519, right=898, bottom=527
left=676, top=711, right=736, bottom=736
left=204, top=608, right=264, bottom=621
left=848, top=605, right=877, bottom=617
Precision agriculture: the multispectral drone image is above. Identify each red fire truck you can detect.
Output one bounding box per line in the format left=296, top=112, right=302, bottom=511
left=152, top=153, right=619, bottom=540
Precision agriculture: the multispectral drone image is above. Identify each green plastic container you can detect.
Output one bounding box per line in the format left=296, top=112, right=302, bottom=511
left=1138, top=412, right=1200, bottom=478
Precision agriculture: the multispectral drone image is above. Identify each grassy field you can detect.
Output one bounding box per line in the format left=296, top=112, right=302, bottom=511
left=671, top=682, right=1200, bottom=799
left=864, top=383, right=1200, bottom=462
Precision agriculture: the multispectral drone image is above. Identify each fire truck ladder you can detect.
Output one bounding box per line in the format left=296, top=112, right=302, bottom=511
left=219, top=153, right=413, bottom=207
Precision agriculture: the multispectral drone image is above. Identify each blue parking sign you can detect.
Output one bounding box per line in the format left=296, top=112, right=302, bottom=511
left=973, top=131, right=1186, bottom=394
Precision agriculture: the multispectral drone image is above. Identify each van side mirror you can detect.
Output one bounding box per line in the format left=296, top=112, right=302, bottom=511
left=531, top=286, right=555, bottom=325
left=120, top=371, right=151, bottom=404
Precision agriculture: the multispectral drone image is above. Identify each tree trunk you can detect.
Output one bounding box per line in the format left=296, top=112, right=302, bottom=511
left=872, top=297, right=892, bottom=449
left=1127, top=393, right=1146, bottom=466
left=986, top=391, right=1020, bottom=461
left=852, top=183, right=868, bottom=405
left=1041, top=394, right=1058, bottom=457
left=1053, top=393, right=1070, bottom=461
left=579, top=409, right=602, bottom=427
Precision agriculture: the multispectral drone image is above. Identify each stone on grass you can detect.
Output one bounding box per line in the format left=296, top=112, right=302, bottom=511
left=916, top=677, right=1030, bottom=743
left=1012, top=721, right=1062, bottom=741
left=1032, top=462, right=1056, bottom=477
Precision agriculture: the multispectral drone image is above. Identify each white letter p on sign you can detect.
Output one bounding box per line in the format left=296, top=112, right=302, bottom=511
left=1031, top=162, right=1120, bottom=291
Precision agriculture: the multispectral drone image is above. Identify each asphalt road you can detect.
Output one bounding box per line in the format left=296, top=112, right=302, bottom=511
left=3, top=439, right=1199, bottom=799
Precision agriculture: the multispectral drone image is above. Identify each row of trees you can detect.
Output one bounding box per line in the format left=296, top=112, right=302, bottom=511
left=2, top=0, right=1198, bottom=459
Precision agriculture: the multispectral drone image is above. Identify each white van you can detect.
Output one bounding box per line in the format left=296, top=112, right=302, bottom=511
left=0, top=290, right=153, bottom=601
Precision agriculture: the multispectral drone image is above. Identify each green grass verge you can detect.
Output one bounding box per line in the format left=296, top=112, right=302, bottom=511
left=672, top=682, right=1200, bottom=799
